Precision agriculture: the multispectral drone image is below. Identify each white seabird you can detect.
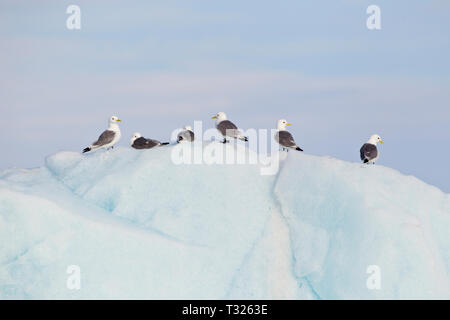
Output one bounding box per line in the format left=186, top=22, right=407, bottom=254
left=83, top=115, right=122, bottom=153
left=212, top=112, right=248, bottom=143
left=130, top=132, right=169, bottom=149
left=275, top=119, right=303, bottom=152
left=360, top=134, right=384, bottom=164
left=177, top=125, right=194, bottom=143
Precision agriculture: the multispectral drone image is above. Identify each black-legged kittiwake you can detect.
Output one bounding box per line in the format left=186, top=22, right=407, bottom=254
left=275, top=119, right=303, bottom=152
left=360, top=134, right=384, bottom=164
left=130, top=132, right=169, bottom=149
left=82, top=115, right=122, bottom=153
left=212, top=112, right=248, bottom=143
left=177, top=125, right=194, bottom=143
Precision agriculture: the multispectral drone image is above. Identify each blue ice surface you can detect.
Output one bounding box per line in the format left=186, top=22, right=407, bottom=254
left=0, top=143, right=449, bottom=299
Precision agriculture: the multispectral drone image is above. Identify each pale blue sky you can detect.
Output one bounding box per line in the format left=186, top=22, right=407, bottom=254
left=0, top=0, right=449, bottom=191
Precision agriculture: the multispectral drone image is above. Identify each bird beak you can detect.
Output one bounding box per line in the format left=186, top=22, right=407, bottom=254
left=379, top=140, right=384, bottom=144
left=116, top=119, right=122, bottom=122
left=286, top=123, right=292, bottom=126
left=212, top=116, right=217, bottom=119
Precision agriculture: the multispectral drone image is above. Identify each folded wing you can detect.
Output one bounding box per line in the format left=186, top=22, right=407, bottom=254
left=133, top=137, right=160, bottom=149
left=360, top=143, right=378, bottom=161
left=276, top=131, right=297, bottom=148
left=93, top=130, right=116, bottom=147
left=217, top=120, right=240, bottom=137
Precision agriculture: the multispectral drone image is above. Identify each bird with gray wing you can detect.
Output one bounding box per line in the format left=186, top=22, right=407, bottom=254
left=177, top=125, right=194, bottom=143
left=82, top=115, right=122, bottom=153
left=130, top=132, right=169, bottom=150
left=212, top=112, right=248, bottom=143
left=360, top=134, right=384, bottom=164
left=275, top=119, right=303, bottom=152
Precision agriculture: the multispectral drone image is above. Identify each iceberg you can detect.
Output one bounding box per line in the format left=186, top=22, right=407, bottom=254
left=275, top=153, right=450, bottom=299
left=0, top=143, right=449, bottom=299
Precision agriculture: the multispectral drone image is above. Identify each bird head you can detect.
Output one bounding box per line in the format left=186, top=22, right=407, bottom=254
left=130, top=132, right=141, bottom=144
left=110, top=115, right=122, bottom=124
left=277, top=119, right=291, bottom=130
left=368, top=134, right=384, bottom=145
left=212, top=112, right=227, bottom=121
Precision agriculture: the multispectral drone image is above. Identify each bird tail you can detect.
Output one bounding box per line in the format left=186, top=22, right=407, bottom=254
left=239, top=136, right=248, bottom=142
left=363, top=158, right=369, bottom=163
left=160, top=142, right=170, bottom=146
left=296, top=146, right=303, bottom=152
left=82, top=147, right=91, bottom=153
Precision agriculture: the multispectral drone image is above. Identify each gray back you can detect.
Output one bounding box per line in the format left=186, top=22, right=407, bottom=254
left=178, top=130, right=194, bottom=142
left=360, top=143, right=378, bottom=160
left=132, top=137, right=159, bottom=149
left=93, top=130, right=115, bottom=146
left=217, top=120, right=239, bottom=137
left=276, top=130, right=296, bottom=147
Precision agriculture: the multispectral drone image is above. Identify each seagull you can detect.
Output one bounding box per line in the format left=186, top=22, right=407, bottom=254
left=275, top=119, right=303, bottom=152
left=212, top=112, right=248, bottom=143
left=130, top=133, right=169, bottom=149
left=177, top=125, right=194, bottom=143
left=360, top=134, right=384, bottom=164
left=82, top=115, right=122, bottom=153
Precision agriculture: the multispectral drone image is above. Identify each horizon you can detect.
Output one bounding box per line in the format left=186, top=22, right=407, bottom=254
left=0, top=0, right=449, bottom=192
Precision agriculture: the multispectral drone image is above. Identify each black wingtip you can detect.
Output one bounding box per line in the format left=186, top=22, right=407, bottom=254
left=296, top=147, right=303, bottom=152
left=82, top=147, right=91, bottom=153
left=161, top=142, right=170, bottom=146
left=244, top=137, right=248, bottom=142
left=363, top=159, right=369, bottom=163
